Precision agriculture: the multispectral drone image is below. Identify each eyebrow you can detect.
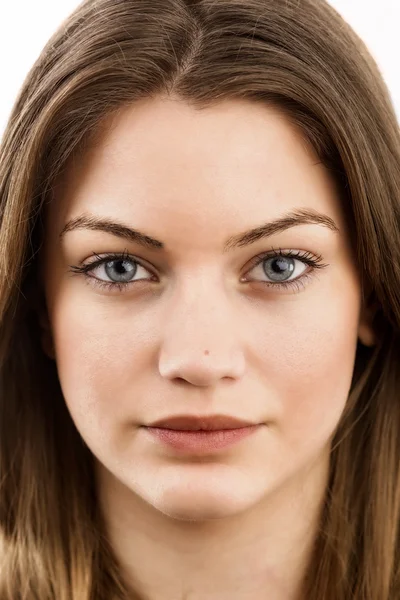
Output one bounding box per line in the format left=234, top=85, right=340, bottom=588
left=59, top=208, right=339, bottom=252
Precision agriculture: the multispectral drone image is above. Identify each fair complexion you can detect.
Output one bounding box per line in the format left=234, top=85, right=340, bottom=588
left=40, top=97, right=375, bottom=600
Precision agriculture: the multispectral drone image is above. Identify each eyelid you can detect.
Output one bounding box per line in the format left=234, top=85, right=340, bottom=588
left=74, top=250, right=154, bottom=274
left=243, top=247, right=327, bottom=275
left=77, top=247, right=324, bottom=270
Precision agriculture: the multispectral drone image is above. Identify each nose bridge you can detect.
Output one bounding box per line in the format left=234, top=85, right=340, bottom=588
left=158, top=274, right=246, bottom=386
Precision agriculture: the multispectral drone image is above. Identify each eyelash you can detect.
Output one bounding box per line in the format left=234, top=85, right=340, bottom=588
left=68, top=247, right=329, bottom=294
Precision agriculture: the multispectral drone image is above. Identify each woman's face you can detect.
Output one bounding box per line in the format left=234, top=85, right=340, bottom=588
left=41, top=97, right=374, bottom=521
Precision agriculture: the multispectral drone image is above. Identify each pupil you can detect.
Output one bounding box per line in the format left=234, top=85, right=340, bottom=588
left=273, top=258, right=289, bottom=273
left=115, top=260, right=127, bottom=274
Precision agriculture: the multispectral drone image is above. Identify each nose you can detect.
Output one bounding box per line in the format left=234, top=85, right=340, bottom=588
left=158, top=287, right=246, bottom=387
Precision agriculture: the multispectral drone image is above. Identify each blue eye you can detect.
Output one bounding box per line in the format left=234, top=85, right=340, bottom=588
left=68, top=250, right=154, bottom=292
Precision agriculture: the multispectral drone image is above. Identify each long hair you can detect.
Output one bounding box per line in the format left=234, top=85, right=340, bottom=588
left=1, top=0, right=400, bottom=598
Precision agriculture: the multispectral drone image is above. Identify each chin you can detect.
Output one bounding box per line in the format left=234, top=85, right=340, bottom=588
left=156, top=494, right=252, bottom=522
left=141, top=471, right=265, bottom=522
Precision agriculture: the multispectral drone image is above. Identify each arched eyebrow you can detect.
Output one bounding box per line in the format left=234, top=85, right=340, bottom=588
left=59, top=208, right=339, bottom=253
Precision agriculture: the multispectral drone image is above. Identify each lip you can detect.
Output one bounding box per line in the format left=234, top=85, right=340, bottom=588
left=143, top=424, right=262, bottom=454
left=143, top=414, right=257, bottom=431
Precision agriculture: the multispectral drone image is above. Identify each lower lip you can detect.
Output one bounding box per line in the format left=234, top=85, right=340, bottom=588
left=143, top=425, right=261, bottom=453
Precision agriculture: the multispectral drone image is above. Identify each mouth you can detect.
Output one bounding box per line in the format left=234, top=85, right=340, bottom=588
left=142, top=423, right=263, bottom=454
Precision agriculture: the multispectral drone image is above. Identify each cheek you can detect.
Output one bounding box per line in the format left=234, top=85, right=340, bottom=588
left=257, top=280, right=361, bottom=452
left=49, top=289, right=157, bottom=438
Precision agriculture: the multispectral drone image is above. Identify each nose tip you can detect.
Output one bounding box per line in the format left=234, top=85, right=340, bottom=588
left=159, top=348, right=245, bottom=386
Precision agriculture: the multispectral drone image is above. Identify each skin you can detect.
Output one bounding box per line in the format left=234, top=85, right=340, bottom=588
left=40, top=96, right=375, bottom=600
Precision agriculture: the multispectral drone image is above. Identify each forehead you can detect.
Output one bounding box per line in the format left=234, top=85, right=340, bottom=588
left=47, top=97, right=346, bottom=243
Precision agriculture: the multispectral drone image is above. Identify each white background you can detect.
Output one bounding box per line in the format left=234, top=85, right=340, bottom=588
left=0, top=0, right=399, bottom=136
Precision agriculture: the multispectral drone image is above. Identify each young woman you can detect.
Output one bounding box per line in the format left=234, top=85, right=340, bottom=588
left=1, top=0, right=399, bottom=598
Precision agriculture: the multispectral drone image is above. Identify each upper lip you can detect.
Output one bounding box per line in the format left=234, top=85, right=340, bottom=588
left=145, top=414, right=257, bottom=431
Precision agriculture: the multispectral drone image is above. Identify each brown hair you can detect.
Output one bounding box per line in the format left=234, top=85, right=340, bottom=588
left=1, top=0, right=400, bottom=598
